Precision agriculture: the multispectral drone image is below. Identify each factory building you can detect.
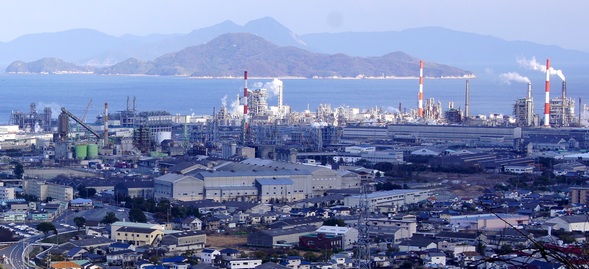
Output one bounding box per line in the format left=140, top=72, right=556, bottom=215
left=154, top=158, right=345, bottom=203
left=513, top=83, right=537, bottom=127
left=344, top=189, right=432, bottom=211
left=387, top=124, right=521, bottom=146
left=549, top=82, right=576, bottom=127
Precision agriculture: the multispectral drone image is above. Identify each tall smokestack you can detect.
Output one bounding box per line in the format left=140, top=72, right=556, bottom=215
left=577, top=97, right=581, bottom=127
left=465, top=80, right=470, bottom=118
left=528, top=83, right=532, bottom=99
left=104, top=102, right=109, bottom=146
left=544, top=59, right=550, bottom=127
left=418, top=61, right=424, bottom=118
left=562, top=81, right=567, bottom=126
left=278, top=82, right=283, bottom=118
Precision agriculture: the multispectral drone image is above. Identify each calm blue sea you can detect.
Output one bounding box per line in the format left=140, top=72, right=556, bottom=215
left=0, top=73, right=587, bottom=124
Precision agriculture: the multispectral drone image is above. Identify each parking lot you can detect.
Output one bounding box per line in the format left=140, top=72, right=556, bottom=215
left=57, top=204, right=130, bottom=225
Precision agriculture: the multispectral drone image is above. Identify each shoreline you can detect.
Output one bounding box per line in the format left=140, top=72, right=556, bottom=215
left=3, top=72, right=477, bottom=80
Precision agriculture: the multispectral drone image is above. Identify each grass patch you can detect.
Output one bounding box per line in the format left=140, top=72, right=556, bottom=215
left=40, top=231, right=83, bottom=244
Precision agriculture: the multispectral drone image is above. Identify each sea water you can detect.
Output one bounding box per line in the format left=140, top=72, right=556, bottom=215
left=0, top=73, right=587, bottom=124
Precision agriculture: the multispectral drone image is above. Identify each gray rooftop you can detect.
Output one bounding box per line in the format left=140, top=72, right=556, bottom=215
left=256, top=178, right=293, bottom=185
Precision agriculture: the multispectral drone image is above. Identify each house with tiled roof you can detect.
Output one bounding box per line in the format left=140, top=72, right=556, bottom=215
left=50, top=261, right=83, bottom=269
left=398, top=235, right=438, bottom=252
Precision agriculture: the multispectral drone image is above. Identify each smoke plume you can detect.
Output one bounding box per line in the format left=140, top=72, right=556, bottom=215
left=221, top=95, right=227, bottom=107
left=263, top=78, right=284, bottom=97
left=517, top=57, right=566, bottom=81
left=499, top=72, right=531, bottom=85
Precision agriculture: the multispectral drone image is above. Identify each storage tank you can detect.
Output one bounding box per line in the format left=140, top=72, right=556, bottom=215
left=87, top=144, right=98, bottom=159
left=75, top=144, right=87, bottom=160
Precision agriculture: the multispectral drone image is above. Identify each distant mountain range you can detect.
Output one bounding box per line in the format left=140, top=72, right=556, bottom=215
left=7, top=33, right=471, bottom=78
left=2, top=17, right=588, bottom=76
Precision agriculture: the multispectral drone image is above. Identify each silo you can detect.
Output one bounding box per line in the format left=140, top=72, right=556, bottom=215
left=75, top=144, right=87, bottom=160
left=87, top=144, right=98, bottom=159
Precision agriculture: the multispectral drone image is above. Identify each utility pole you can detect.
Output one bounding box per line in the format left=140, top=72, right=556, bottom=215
left=355, top=182, right=371, bottom=269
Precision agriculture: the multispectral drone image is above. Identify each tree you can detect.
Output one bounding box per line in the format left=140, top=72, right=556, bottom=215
left=73, top=217, right=86, bottom=231
left=323, top=218, right=346, bottom=226
left=77, top=185, right=97, bottom=198
left=12, top=162, right=24, bottom=179
left=101, top=212, right=119, bottom=225
left=129, top=208, right=147, bottom=223
left=36, top=222, right=57, bottom=235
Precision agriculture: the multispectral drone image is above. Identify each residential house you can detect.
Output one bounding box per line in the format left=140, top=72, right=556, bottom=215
left=203, top=216, right=221, bottom=230
left=397, top=235, right=438, bottom=252
left=424, top=250, right=447, bottom=267
left=181, top=217, right=202, bottom=231
left=50, top=261, right=83, bottom=269
left=106, top=249, right=142, bottom=266
left=200, top=248, right=221, bottom=264
left=108, top=242, right=135, bottom=252
left=255, top=262, right=289, bottom=269
left=219, top=258, right=262, bottom=269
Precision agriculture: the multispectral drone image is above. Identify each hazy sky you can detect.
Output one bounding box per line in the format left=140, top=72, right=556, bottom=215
left=1, top=0, right=588, bottom=52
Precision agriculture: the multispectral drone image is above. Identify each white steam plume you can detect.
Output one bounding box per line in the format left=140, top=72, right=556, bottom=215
left=263, top=78, right=284, bottom=97
left=230, top=95, right=242, bottom=118
left=386, top=106, right=400, bottom=114
left=499, top=72, right=531, bottom=85
left=221, top=95, right=227, bottom=107
left=517, top=56, right=566, bottom=81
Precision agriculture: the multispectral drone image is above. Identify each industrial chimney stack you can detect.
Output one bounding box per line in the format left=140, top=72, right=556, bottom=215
left=418, top=61, right=424, bottom=118
left=464, top=80, right=470, bottom=118
left=544, top=59, right=550, bottom=127
left=104, top=102, right=109, bottom=146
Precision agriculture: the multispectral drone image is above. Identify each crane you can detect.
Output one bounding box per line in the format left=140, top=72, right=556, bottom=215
left=82, top=99, right=92, bottom=123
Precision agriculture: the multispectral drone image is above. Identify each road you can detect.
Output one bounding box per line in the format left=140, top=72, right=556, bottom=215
left=0, top=204, right=153, bottom=269
left=0, top=236, right=41, bottom=269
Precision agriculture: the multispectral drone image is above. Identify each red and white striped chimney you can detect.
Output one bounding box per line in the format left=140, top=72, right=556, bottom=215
left=544, top=59, right=550, bottom=127
left=418, top=61, right=424, bottom=118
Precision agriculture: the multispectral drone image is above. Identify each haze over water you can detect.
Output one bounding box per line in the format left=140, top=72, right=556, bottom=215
left=1, top=74, right=587, bottom=124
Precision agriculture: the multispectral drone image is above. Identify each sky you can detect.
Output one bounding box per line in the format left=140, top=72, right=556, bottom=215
left=1, top=0, right=588, bottom=52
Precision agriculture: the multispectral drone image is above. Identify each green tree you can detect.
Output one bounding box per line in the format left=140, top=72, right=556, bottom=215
left=12, top=162, right=24, bottom=179
left=36, top=222, right=57, bottom=235
left=101, top=212, right=119, bottom=225
left=77, top=185, right=97, bottom=198
left=73, top=217, right=86, bottom=231
left=323, top=218, right=346, bottom=226
left=129, top=208, right=147, bottom=223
